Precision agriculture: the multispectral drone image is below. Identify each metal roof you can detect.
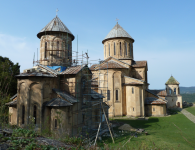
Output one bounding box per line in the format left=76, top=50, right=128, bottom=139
left=46, top=98, right=73, bottom=107
left=10, top=94, right=17, bottom=100
left=91, top=89, right=105, bottom=99
left=145, top=97, right=166, bottom=105
left=52, top=89, right=78, bottom=103
left=15, top=71, right=56, bottom=78
left=37, top=16, right=74, bottom=40
left=132, top=61, right=147, bottom=68
left=149, top=90, right=167, bottom=97
left=60, top=65, right=91, bottom=75
left=5, top=99, right=17, bottom=106
left=103, top=23, right=134, bottom=43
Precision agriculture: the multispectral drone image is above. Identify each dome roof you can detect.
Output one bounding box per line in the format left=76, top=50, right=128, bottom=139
left=37, top=16, right=74, bottom=40
left=165, top=76, right=180, bottom=85
left=102, top=23, right=134, bottom=43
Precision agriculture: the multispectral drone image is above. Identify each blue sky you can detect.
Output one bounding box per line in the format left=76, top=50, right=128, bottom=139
left=0, top=0, right=194, bottom=89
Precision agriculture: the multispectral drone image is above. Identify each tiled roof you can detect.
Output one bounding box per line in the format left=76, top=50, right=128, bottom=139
left=15, top=71, right=56, bottom=78
left=123, top=82, right=143, bottom=85
left=124, top=76, right=145, bottom=83
left=37, top=16, right=74, bottom=40
left=92, top=60, right=128, bottom=70
left=145, top=89, right=167, bottom=102
left=91, top=89, right=105, bottom=99
left=52, top=89, right=78, bottom=103
left=60, top=65, right=88, bottom=75
left=5, top=99, right=17, bottom=106
left=132, top=61, right=147, bottom=68
left=90, top=64, right=98, bottom=71
left=165, top=76, right=180, bottom=85
left=149, top=90, right=167, bottom=96
left=103, top=23, right=134, bottom=43
left=145, top=97, right=166, bottom=105
left=46, top=98, right=72, bottom=107
left=10, top=94, right=17, bottom=100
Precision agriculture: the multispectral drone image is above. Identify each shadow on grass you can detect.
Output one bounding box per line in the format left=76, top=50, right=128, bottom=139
left=113, top=117, right=159, bottom=129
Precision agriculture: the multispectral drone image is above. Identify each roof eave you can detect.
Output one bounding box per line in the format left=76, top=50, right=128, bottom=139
left=102, top=37, right=134, bottom=44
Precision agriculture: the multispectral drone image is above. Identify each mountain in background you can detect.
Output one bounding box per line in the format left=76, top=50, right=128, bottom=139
left=152, top=86, right=195, bottom=94
left=179, top=86, right=195, bottom=94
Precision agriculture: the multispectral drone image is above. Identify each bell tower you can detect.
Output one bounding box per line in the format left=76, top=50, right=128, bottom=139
left=37, top=16, right=74, bottom=67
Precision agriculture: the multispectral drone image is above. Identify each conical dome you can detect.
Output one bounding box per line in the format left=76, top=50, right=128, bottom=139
left=165, top=76, right=180, bottom=85
left=102, top=23, right=134, bottom=43
left=37, top=16, right=74, bottom=40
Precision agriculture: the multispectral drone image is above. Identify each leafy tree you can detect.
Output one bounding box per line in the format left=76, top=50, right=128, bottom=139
left=0, top=56, right=20, bottom=124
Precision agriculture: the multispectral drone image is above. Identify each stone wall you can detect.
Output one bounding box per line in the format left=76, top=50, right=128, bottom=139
left=145, top=104, right=167, bottom=116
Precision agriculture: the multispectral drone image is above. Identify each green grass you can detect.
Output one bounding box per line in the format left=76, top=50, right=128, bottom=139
left=185, top=107, right=195, bottom=116
left=97, top=112, right=195, bottom=149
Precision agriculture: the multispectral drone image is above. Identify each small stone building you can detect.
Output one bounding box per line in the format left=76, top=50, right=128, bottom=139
left=6, top=16, right=109, bottom=137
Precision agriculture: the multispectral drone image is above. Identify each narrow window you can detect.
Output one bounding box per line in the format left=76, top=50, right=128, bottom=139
left=33, top=105, right=37, bottom=124
left=120, top=42, right=122, bottom=56
left=82, top=114, right=85, bottom=123
left=133, top=107, right=134, bottom=111
left=116, top=90, right=118, bottom=101
left=153, top=108, right=155, bottom=111
left=57, top=41, right=59, bottom=57
left=109, top=44, right=110, bottom=56
left=22, top=105, right=25, bottom=124
left=114, top=42, right=116, bottom=55
left=45, top=42, right=47, bottom=58
left=107, top=90, right=110, bottom=100
left=169, top=89, right=172, bottom=94
left=129, top=43, right=131, bottom=56
left=174, top=88, right=176, bottom=94
left=68, top=44, right=70, bottom=59
left=54, top=119, right=57, bottom=129
left=132, top=87, right=134, bottom=94
left=125, top=42, right=127, bottom=55
left=178, top=87, right=180, bottom=94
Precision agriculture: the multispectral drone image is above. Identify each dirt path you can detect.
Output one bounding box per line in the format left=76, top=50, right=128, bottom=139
left=180, top=109, right=195, bottom=123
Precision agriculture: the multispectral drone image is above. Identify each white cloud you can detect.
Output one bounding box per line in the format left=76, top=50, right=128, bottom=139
left=0, top=34, right=38, bottom=73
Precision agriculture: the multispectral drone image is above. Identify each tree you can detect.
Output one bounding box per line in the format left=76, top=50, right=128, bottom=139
left=0, top=56, right=20, bottom=124
left=0, top=56, right=20, bottom=97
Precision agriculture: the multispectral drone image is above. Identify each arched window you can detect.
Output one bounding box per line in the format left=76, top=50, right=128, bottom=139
left=22, top=105, right=25, bottom=124
left=174, top=88, right=176, bottom=94
left=169, top=89, right=172, bottom=95
left=33, top=105, right=37, bottom=124
left=120, top=42, right=122, bottom=56
left=109, top=44, right=110, bottom=56
left=54, top=119, right=57, bottom=129
left=56, top=41, right=59, bottom=57
left=116, top=90, right=118, bottom=101
left=178, top=87, right=180, bottom=94
left=114, top=42, right=116, bottom=55
left=132, top=87, right=134, bottom=94
left=45, top=42, right=47, bottom=58
left=125, top=42, right=127, bottom=55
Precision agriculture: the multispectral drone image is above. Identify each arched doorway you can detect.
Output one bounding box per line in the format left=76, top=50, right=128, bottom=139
left=177, top=102, right=180, bottom=107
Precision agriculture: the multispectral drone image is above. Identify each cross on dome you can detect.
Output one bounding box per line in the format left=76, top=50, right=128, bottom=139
left=116, top=18, right=119, bottom=23
left=56, top=9, right=59, bottom=16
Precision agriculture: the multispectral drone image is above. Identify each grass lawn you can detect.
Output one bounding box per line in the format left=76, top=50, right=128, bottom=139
left=185, top=106, right=195, bottom=116
left=97, top=111, right=195, bottom=149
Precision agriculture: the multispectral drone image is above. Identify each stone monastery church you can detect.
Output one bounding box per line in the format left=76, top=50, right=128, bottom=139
left=6, top=15, right=182, bottom=135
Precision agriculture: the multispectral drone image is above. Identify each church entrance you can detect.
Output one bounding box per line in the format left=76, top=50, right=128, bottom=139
left=177, top=102, right=180, bottom=107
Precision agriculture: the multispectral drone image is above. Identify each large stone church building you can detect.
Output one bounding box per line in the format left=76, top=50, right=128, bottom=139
left=6, top=16, right=183, bottom=134
left=90, top=22, right=182, bottom=117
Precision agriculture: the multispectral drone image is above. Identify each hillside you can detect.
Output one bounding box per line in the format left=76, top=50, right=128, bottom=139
left=180, top=86, right=195, bottom=94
